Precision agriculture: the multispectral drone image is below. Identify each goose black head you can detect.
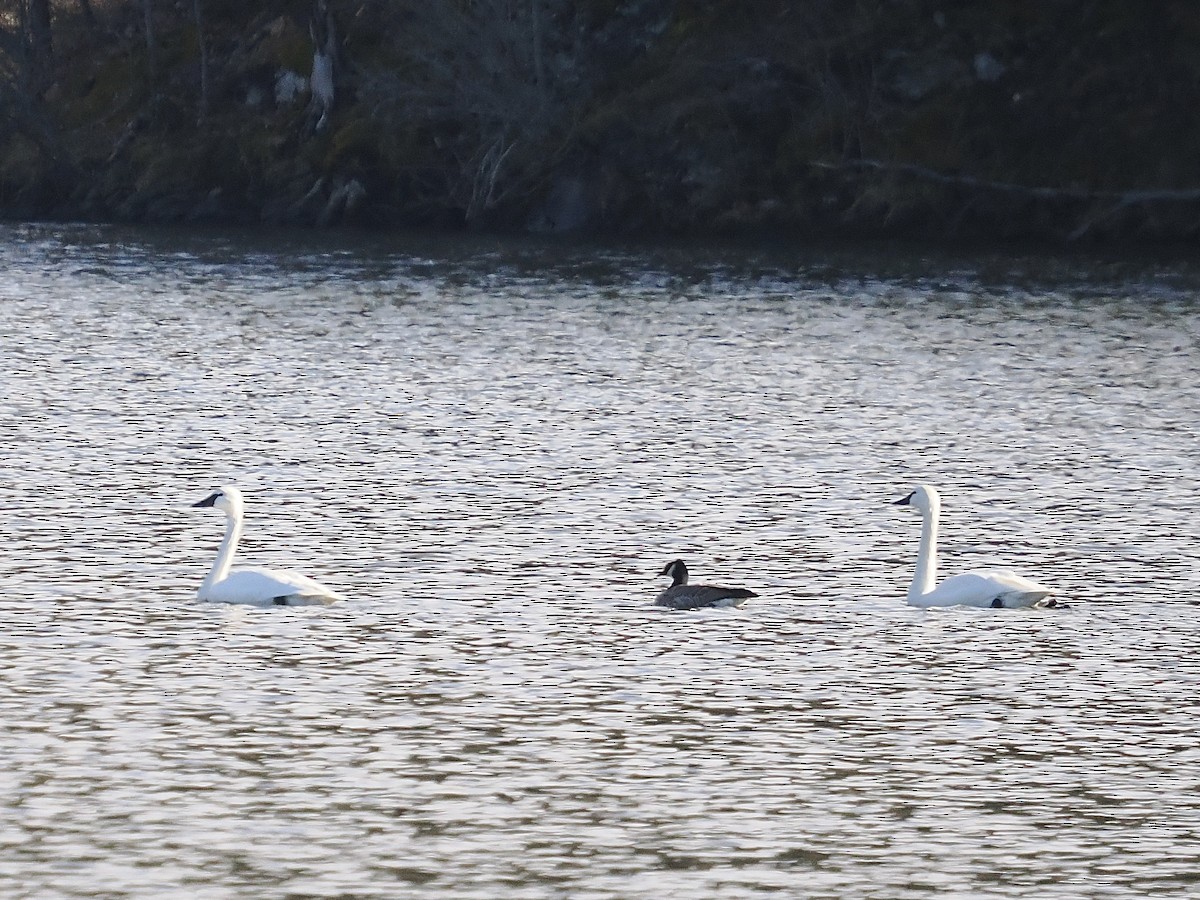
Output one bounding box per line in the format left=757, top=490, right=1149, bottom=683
left=660, top=559, right=689, bottom=586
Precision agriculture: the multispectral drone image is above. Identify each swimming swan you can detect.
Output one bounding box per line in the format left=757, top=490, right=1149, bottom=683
left=655, top=559, right=757, bottom=609
left=894, top=484, right=1054, bottom=609
left=191, top=485, right=347, bottom=606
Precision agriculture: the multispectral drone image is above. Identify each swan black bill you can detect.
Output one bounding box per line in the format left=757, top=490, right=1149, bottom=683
left=192, top=492, right=221, bottom=508
left=893, top=492, right=915, bottom=506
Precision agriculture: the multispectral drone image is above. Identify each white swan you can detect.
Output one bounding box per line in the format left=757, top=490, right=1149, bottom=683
left=894, top=484, right=1054, bottom=609
left=191, top=485, right=347, bottom=606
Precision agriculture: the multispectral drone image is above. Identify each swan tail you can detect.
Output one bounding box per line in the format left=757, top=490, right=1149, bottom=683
left=283, top=590, right=347, bottom=606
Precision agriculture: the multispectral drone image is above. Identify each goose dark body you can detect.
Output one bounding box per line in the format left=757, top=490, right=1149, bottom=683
left=655, top=559, right=757, bottom=610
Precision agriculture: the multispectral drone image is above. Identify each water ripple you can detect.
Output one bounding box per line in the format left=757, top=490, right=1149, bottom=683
left=1, top=225, right=1198, bottom=897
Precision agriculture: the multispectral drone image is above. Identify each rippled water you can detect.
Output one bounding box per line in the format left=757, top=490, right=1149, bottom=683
left=2, top=224, right=1198, bottom=897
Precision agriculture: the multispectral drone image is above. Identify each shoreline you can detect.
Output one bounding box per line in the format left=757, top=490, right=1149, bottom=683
left=5, top=4, right=1200, bottom=247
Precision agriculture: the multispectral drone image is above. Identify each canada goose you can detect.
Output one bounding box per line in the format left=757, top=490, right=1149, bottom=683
left=655, top=559, right=757, bottom=609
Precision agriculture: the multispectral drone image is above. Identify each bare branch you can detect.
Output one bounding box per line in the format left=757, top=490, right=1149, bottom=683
left=812, top=158, right=1200, bottom=204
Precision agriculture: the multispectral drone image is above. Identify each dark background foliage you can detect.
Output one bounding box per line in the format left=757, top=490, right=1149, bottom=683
left=3, top=0, right=1200, bottom=241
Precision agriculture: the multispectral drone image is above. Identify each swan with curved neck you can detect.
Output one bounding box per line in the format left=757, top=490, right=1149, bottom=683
left=191, top=485, right=346, bottom=606
left=894, top=484, right=1054, bottom=609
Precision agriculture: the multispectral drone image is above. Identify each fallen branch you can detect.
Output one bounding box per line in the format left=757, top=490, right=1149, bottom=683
left=813, top=158, right=1200, bottom=240
left=811, top=159, right=1200, bottom=204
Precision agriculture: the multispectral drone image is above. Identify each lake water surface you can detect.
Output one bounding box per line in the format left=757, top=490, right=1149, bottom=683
left=1, top=224, right=1198, bottom=898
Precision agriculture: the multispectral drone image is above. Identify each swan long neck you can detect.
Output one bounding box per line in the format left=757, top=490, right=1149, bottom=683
left=202, top=508, right=242, bottom=591
left=910, top=497, right=939, bottom=601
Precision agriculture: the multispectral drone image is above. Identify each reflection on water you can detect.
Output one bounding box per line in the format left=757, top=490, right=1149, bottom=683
left=1, top=224, right=1198, bottom=897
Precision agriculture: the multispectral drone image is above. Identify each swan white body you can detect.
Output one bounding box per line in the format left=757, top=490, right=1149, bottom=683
left=192, top=486, right=346, bottom=606
left=895, top=484, right=1054, bottom=609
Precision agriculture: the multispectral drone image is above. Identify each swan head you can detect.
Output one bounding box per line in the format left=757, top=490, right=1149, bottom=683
left=660, top=559, right=689, bottom=585
left=192, top=485, right=244, bottom=517
left=894, top=484, right=940, bottom=512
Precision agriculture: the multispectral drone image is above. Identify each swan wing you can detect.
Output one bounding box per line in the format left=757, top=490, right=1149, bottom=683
left=656, top=585, right=757, bottom=610
left=200, top=566, right=347, bottom=606
left=909, top=570, right=1052, bottom=609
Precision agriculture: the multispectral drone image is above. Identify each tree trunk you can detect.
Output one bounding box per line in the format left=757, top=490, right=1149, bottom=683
left=76, top=0, right=97, bottom=31
left=27, top=0, right=53, bottom=89
left=309, top=0, right=336, bottom=131
left=193, top=0, right=209, bottom=121
left=28, top=0, right=52, bottom=60
left=142, top=0, right=157, bottom=83
left=531, top=0, right=545, bottom=100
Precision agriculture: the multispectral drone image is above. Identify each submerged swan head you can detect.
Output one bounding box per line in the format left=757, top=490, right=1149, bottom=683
left=894, top=483, right=939, bottom=513
left=192, top=485, right=244, bottom=517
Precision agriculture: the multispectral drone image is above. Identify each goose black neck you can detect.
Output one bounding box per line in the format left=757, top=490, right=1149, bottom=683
left=671, top=563, right=688, bottom=587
